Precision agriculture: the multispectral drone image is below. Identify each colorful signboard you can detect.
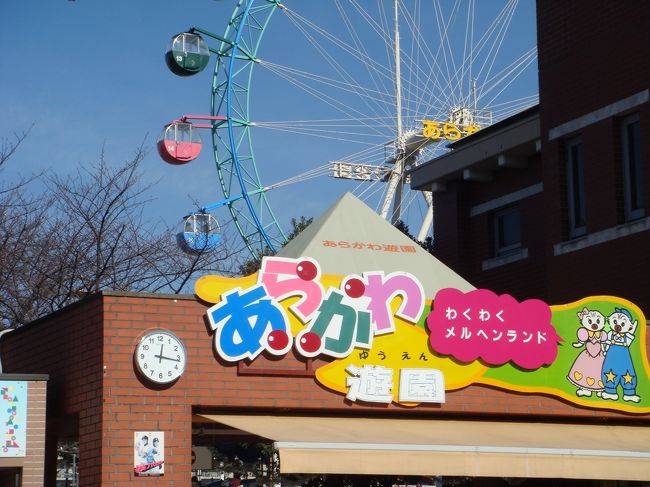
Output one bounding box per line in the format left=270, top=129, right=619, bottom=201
left=196, top=256, right=650, bottom=413
left=134, top=431, right=164, bottom=476
left=0, top=381, right=26, bottom=457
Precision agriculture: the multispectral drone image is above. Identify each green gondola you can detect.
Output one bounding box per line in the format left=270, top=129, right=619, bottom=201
left=165, top=32, right=210, bottom=76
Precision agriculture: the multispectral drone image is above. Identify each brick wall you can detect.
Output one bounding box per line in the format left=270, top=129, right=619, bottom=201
left=537, top=1, right=650, bottom=310
left=23, top=380, right=47, bottom=486
left=537, top=2, right=650, bottom=126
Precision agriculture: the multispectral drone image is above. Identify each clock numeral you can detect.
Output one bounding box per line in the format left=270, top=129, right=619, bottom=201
left=142, top=344, right=149, bottom=351
left=168, top=371, right=172, bottom=377
left=159, top=373, right=163, bottom=379
left=157, top=335, right=163, bottom=342
left=143, top=363, right=148, bottom=369
left=149, top=338, right=154, bottom=344
left=174, top=346, right=178, bottom=352
left=140, top=353, right=145, bottom=359
left=150, top=370, right=154, bottom=376
left=174, top=364, right=178, bottom=370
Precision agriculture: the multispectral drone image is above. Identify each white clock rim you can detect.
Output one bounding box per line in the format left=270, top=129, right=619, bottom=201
left=135, top=329, right=187, bottom=384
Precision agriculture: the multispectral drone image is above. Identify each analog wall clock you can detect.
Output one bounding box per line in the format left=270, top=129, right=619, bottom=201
left=135, top=329, right=187, bottom=384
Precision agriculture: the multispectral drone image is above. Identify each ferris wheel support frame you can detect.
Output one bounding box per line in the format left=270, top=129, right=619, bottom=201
left=207, top=0, right=435, bottom=259
left=203, top=0, right=288, bottom=259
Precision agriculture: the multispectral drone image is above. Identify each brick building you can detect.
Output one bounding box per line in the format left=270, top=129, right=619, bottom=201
left=410, top=2, right=650, bottom=310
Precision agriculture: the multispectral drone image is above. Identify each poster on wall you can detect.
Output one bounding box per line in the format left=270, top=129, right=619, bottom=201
left=0, top=381, right=27, bottom=457
left=134, top=431, right=164, bottom=476
left=196, top=256, right=650, bottom=414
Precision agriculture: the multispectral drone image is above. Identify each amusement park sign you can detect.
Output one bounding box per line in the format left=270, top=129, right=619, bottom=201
left=196, top=256, right=650, bottom=413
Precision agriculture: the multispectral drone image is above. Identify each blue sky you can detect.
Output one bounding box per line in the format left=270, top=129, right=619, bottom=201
left=1, top=0, right=538, bottom=245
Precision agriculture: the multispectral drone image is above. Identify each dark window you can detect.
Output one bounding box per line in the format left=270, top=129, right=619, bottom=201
left=565, top=137, right=586, bottom=237
left=494, top=206, right=521, bottom=256
left=621, top=113, right=644, bottom=221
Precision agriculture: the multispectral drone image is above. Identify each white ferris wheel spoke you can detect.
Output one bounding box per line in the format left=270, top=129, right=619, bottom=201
left=237, top=1, right=538, bottom=240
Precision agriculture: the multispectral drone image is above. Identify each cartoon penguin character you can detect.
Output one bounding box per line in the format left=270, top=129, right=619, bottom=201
left=601, top=308, right=640, bottom=403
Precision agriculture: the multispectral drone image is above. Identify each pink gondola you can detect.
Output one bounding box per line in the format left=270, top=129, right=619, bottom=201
left=157, top=121, right=202, bottom=165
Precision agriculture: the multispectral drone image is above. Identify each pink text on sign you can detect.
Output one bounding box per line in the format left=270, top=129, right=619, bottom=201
left=427, top=288, right=561, bottom=370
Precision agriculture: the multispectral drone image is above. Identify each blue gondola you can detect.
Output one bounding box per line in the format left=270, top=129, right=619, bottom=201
left=176, top=213, right=221, bottom=254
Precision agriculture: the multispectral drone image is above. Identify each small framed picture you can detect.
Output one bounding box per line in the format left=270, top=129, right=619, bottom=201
left=134, top=431, right=164, bottom=476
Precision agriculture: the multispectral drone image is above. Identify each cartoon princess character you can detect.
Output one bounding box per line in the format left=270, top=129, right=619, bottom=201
left=567, top=307, right=607, bottom=397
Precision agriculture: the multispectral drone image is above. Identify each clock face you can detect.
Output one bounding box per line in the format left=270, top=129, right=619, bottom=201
left=135, top=330, right=187, bottom=384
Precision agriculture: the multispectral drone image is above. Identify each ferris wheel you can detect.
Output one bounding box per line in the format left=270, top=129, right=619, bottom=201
left=159, top=0, right=538, bottom=259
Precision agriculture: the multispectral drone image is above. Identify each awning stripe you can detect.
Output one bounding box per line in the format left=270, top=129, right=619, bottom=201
left=275, top=441, right=650, bottom=458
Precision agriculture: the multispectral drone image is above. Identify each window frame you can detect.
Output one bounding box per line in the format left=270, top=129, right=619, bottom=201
left=621, top=113, right=645, bottom=222
left=565, top=136, right=586, bottom=238
left=493, top=205, right=522, bottom=256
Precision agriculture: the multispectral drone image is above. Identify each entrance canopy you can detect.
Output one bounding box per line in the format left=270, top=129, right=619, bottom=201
left=198, top=414, right=650, bottom=481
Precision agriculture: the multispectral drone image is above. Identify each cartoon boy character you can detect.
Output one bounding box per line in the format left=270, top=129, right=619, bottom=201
left=567, top=307, right=607, bottom=397
left=601, top=308, right=640, bottom=403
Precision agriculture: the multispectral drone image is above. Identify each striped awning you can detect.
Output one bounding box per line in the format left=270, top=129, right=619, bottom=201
left=198, top=414, right=650, bottom=481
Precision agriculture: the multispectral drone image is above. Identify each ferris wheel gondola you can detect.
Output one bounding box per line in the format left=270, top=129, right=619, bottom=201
left=176, top=212, right=222, bottom=255
left=165, top=32, right=210, bottom=76
left=157, top=115, right=226, bottom=165
left=157, top=121, right=202, bottom=165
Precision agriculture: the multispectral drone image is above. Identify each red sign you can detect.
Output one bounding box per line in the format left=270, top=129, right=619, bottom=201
left=427, top=288, right=561, bottom=369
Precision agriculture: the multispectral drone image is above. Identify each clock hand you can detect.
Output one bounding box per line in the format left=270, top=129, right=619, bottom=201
left=154, top=344, right=164, bottom=363
left=159, top=354, right=182, bottom=362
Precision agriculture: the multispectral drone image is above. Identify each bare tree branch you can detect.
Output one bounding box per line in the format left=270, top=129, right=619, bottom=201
left=0, top=126, right=32, bottom=168
left=0, top=142, right=241, bottom=327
